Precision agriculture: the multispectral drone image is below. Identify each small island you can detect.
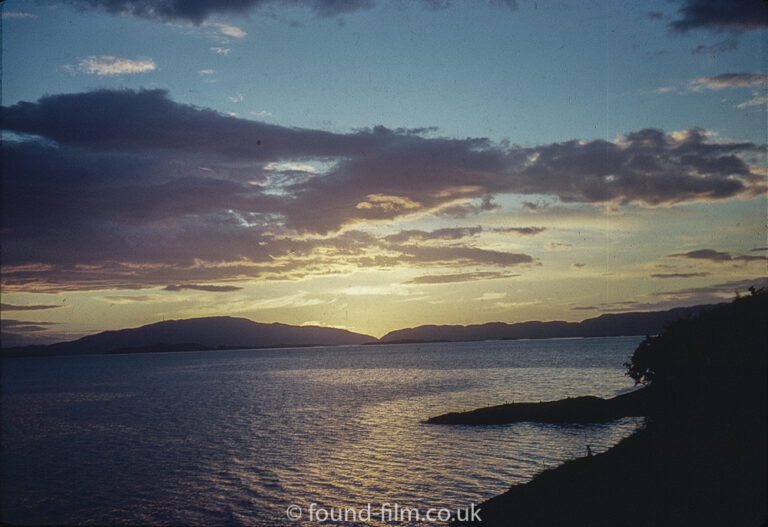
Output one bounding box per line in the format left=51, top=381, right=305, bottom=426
left=430, top=288, right=767, bottom=527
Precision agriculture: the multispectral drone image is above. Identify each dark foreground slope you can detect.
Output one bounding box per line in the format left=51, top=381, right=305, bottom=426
left=442, top=289, right=767, bottom=527
left=2, top=317, right=376, bottom=357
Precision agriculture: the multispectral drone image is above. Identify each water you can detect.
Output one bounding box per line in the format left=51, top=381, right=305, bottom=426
left=1, top=337, right=644, bottom=526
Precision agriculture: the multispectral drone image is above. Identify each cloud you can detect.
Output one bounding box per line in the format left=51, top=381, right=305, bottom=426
left=101, top=295, right=163, bottom=303
left=64, top=0, right=515, bottom=23
left=73, top=56, right=156, bottom=76
left=210, top=47, right=231, bottom=55
left=667, top=249, right=733, bottom=262
left=736, top=95, right=768, bottom=110
left=0, top=303, right=65, bottom=311
left=1, top=319, right=60, bottom=331
left=572, top=263, right=586, bottom=269
left=692, top=39, right=739, bottom=57
left=734, top=254, right=768, bottom=262
left=384, top=227, right=482, bottom=244
left=164, top=284, right=244, bottom=292
left=650, top=272, right=711, bottom=278
left=1, top=11, right=37, bottom=19
left=688, top=73, right=768, bottom=91
left=403, top=271, right=518, bottom=285
left=670, top=0, right=768, bottom=33
left=657, top=73, right=768, bottom=110
left=206, top=22, right=247, bottom=39
left=2, top=89, right=765, bottom=291
left=666, top=249, right=768, bottom=264
left=522, top=200, right=550, bottom=211
left=652, top=278, right=768, bottom=299
left=493, top=226, right=546, bottom=236
left=437, top=194, right=499, bottom=218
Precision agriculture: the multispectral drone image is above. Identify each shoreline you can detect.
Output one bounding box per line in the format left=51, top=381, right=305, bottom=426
left=450, top=411, right=766, bottom=526
left=427, top=388, right=652, bottom=425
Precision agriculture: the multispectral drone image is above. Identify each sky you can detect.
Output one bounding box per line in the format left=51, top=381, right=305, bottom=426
left=1, top=0, right=766, bottom=345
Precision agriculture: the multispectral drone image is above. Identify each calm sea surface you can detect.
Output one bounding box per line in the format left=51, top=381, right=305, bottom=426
left=1, top=337, right=644, bottom=526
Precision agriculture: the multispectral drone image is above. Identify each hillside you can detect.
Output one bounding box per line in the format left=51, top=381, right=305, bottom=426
left=447, top=289, right=767, bottom=526
left=381, top=303, right=720, bottom=342
left=2, top=317, right=376, bottom=357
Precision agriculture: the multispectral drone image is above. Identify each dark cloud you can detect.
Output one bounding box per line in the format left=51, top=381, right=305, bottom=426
left=66, top=0, right=375, bottom=23
left=667, top=249, right=768, bottom=264
left=650, top=272, right=711, bottom=279
left=164, top=284, right=244, bottom=292
left=438, top=194, right=500, bottom=218
left=395, top=245, right=533, bottom=267
left=670, top=0, right=768, bottom=33
left=752, top=247, right=768, bottom=252
left=734, top=254, right=768, bottom=262
left=1, top=319, right=60, bottom=332
left=2, top=89, right=765, bottom=291
left=571, top=306, right=598, bottom=311
left=493, top=227, right=546, bottom=236
left=66, top=0, right=515, bottom=23
left=403, top=271, right=518, bottom=285
left=522, top=200, right=549, bottom=211
left=572, top=263, right=586, bottom=269
left=383, top=227, right=482, bottom=244
left=668, top=249, right=733, bottom=262
left=1, top=303, right=65, bottom=311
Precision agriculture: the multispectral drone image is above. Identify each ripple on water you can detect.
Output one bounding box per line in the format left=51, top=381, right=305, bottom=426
left=1, top=338, right=644, bottom=526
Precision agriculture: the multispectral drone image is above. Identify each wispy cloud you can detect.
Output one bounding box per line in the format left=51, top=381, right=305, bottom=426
left=1, top=11, right=37, bottom=19
left=73, top=56, right=156, bottom=76
left=651, top=278, right=768, bottom=300
left=210, top=47, right=231, bottom=55
left=666, top=249, right=768, bottom=263
left=1, top=319, right=59, bottom=332
left=1, top=303, right=64, bottom=311
left=667, top=249, right=732, bottom=262
left=688, top=73, right=768, bottom=92
left=737, top=95, right=768, bottom=110
left=404, top=272, right=518, bottom=285
left=692, top=39, right=739, bottom=57
left=655, top=73, right=768, bottom=110
left=493, top=227, right=547, bottom=236
left=206, top=22, right=247, bottom=39
left=164, top=284, right=243, bottom=292
left=650, top=272, right=710, bottom=279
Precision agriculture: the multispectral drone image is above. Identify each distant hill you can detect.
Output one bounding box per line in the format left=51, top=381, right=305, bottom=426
left=4, top=303, right=726, bottom=357
left=2, top=317, right=377, bottom=357
left=380, top=304, right=722, bottom=343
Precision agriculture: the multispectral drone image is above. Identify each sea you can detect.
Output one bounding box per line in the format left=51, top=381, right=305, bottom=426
left=1, top=337, right=645, bottom=526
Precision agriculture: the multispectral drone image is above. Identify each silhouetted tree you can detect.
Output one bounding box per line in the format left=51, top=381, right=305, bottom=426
left=625, top=287, right=767, bottom=415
